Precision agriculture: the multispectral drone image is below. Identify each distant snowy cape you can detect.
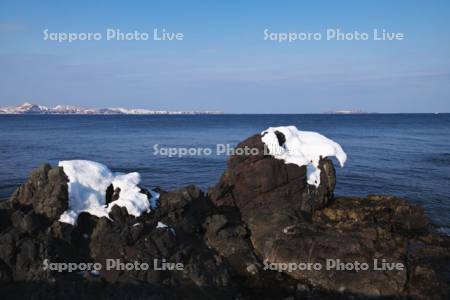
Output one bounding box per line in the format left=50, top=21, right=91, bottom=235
left=261, top=126, right=347, bottom=187
left=0, top=102, right=222, bottom=115
left=58, top=160, right=159, bottom=225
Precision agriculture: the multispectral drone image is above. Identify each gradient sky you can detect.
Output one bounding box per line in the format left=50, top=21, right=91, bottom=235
left=0, top=0, right=449, bottom=113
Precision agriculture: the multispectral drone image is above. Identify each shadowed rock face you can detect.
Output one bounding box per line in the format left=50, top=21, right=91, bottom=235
left=0, top=133, right=449, bottom=299
left=1, top=180, right=236, bottom=299
left=209, top=134, right=336, bottom=214
left=8, top=164, right=69, bottom=220
left=208, top=134, right=450, bottom=299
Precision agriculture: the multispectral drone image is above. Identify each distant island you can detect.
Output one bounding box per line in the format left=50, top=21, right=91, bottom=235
left=0, top=102, right=223, bottom=115
left=325, top=109, right=368, bottom=114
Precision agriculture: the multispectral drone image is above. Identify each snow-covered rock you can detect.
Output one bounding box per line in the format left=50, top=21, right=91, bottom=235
left=261, top=126, right=347, bottom=187
left=58, top=160, right=158, bottom=225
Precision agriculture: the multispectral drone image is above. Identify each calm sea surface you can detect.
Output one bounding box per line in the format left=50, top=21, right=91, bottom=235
left=1, top=114, right=449, bottom=229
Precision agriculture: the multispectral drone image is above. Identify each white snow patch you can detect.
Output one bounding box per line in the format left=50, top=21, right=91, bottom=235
left=157, top=221, right=168, bottom=228
left=157, top=222, right=176, bottom=235
left=261, top=126, right=347, bottom=187
left=58, top=160, right=157, bottom=225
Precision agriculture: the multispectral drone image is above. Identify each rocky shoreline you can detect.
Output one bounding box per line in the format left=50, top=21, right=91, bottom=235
left=0, top=133, right=449, bottom=299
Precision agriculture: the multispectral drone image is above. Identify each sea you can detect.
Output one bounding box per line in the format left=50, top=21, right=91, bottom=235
left=0, top=114, right=449, bottom=231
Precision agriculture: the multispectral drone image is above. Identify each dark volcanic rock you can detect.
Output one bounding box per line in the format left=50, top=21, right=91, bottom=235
left=8, top=164, right=68, bottom=221
left=0, top=174, right=236, bottom=299
left=0, top=133, right=449, bottom=299
left=208, top=133, right=450, bottom=299
left=258, top=195, right=449, bottom=298
left=105, top=184, right=121, bottom=208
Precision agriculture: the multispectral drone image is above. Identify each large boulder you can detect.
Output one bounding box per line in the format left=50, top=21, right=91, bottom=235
left=208, top=134, right=450, bottom=299
left=8, top=164, right=68, bottom=221
left=0, top=164, right=69, bottom=282
left=259, top=195, right=450, bottom=298
left=209, top=134, right=336, bottom=216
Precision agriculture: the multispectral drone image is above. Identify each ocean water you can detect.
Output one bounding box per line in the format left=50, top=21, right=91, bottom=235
left=0, top=114, right=449, bottom=229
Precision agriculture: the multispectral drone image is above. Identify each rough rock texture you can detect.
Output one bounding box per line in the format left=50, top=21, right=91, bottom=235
left=0, top=133, right=449, bottom=299
left=209, top=134, right=336, bottom=214
left=0, top=179, right=236, bottom=299
left=8, top=164, right=68, bottom=220
left=208, top=134, right=450, bottom=299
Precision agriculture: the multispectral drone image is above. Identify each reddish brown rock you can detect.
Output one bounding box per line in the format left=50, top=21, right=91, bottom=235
left=208, top=134, right=450, bottom=299
left=209, top=134, right=336, bottom=216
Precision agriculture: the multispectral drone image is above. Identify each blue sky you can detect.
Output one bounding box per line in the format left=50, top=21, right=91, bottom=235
left=0, top=0, right=449, bottom=113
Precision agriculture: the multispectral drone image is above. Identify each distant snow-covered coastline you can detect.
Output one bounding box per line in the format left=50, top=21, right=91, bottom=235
left=325, top=109, right=368, bottom=114
left=0, top=102, right=223, bottom=115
